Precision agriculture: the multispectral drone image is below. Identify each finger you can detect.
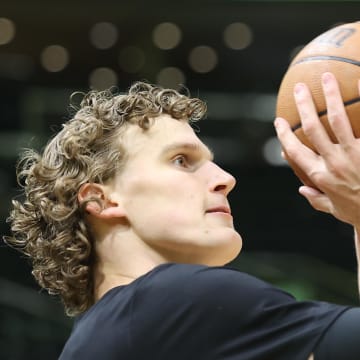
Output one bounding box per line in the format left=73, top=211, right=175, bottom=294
left=275, top=116, right=307, bottom=148
left=274, top=117, right=319, bottom=173
left=299, top=186, right=331, bottom=213
left=322, top=72, right=355, bottom=144
left=293, top=82, right=333, bottom=156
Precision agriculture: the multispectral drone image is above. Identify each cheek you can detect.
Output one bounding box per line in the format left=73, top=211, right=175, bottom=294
left=120, top=169, right=205, bottom=225
left=125, top=175, right=200, bottom=211
left=130, top=194, right=199, bottom=223
left=125, top=189, right=202, bottom=234
left=128, top=207, right=196, bottom=245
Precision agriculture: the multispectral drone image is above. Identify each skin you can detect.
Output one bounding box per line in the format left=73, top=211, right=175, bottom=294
left=275, top=73, right=360, bottom=360
left=78, top=72, right=359, bottom=360
left=78, top=114, right=242, bottom=300
left=274, top=72, right=360, bottom=293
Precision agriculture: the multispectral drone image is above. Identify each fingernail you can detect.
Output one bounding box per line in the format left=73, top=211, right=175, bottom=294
left=274, top=117, right=283, bottom=128
left=294, top=83, right=305, bottom=95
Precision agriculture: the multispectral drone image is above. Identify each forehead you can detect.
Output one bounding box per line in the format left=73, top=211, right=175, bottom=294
left=122, top=114, right=212, bottom=158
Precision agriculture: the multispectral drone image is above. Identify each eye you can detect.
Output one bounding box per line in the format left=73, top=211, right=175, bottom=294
left=173, top=154, right=189, bottom=168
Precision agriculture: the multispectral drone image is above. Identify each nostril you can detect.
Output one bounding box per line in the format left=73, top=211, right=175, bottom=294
left=214, top=184, right=226, bottom=192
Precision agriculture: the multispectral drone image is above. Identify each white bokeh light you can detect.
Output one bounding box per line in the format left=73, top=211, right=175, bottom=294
left=262, top=137, right=288, bottom=166
left=224, top=22, right=253, bottom=50
left=156, top=67, right=185, bottom=89
left=189, top=46, right=218, bottom=73
left=41, top=45, right=69, bottom=72
left=90, top=22, right=118, bottom=49
left=152, top=22, right=182, bottom=50
left=89, top=67, right=118, bottom=90
left=0, top=18, right=16, bottom=45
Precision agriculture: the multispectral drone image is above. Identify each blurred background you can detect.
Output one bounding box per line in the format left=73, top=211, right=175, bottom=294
left=1, top=0, right=360, bottom=358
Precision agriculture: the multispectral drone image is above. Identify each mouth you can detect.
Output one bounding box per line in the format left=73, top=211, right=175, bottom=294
left=206, top=206, right=232, bottom=215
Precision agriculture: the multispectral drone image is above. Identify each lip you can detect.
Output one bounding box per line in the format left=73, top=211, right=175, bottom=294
left=206, top=206, right=232, bottom=215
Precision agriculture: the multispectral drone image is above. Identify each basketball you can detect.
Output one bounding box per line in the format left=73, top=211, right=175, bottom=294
left=276, top=21, right=360, bottom=186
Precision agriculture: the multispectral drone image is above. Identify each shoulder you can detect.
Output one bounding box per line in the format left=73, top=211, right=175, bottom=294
left=140, top=262, right=274, bottom=289
left=135, top=263, right=295, bottom=312
left=130, top=264, right=348, bottom=360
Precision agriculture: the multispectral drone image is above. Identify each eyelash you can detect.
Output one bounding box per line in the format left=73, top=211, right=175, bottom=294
left=173, top=154, right=191, bottom=168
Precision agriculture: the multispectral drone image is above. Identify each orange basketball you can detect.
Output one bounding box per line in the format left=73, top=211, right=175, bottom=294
left=276, top=21, right=360, bottom=186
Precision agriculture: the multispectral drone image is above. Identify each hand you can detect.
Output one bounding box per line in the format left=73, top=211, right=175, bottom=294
left=274, top=72, right=360, bottom=228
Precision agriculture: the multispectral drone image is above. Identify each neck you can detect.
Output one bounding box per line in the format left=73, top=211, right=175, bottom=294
left=93, top=231, right=168, bottom=301
left=93, top=271, right=137, bottom=301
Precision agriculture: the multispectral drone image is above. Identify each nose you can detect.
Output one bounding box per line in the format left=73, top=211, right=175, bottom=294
left=209, top=162, right=236, bottom=196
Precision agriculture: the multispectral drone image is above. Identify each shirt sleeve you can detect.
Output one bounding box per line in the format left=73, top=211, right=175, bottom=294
left=314, top=307, right=360, bottom=360
left=130, top=264, right=351, bottom=360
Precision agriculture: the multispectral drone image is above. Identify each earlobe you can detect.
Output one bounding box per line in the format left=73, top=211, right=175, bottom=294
left=98, top=206, right=125, bottom=219
left=78, top=183, right=126, bottom=220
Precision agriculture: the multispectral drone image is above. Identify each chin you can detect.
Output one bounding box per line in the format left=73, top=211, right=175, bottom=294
left=205, top=233, right=243, bottom=266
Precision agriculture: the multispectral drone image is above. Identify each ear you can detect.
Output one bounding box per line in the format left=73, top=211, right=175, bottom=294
left=78, top=183, right=126, bottom=220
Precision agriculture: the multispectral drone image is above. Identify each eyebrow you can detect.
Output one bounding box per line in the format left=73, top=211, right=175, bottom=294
left=162, top=142, right=214, bottom=161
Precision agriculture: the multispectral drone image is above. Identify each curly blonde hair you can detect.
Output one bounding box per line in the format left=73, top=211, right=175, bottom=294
left=5, top=82, right=207, bottom=316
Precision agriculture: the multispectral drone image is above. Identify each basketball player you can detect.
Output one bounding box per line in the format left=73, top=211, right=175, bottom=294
left=6, top=72, right=360, bottom=359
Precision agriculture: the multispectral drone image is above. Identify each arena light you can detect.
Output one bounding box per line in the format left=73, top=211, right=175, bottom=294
left=89, top=67, right=118, bottom=90
left=156, top=67, right=185, bottom=90
left=90, top=22, right=118, bottom=50
left=262, top=137, right=287, bottom=166
left=40, top=45, right=69, bottom=72
left=0, top=17, right=16, bottom=45
left=188, top=46, right=218, bottom=73
left=152, top=22, right=182, bottom=50
left=224, top=22, right=253, bottom=50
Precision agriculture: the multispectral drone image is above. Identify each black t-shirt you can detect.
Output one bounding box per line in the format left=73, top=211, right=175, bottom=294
left=59, top=264, right=351, bottom=360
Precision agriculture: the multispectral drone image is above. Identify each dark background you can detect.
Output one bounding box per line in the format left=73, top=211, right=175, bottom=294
left=0, top=1, right=359, bottom=359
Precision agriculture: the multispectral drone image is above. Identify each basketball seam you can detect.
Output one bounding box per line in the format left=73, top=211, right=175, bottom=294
left=292, top=55, right=360, bottom=67
left=291, top=96, right=360, bottom=132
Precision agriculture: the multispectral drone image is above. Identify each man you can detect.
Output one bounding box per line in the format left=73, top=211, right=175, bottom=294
left=6, top=73, right=360, bottom=359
